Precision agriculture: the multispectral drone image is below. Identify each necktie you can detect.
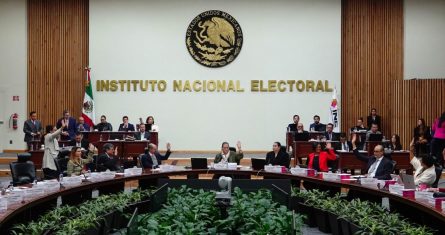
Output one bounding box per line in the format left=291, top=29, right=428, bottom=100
left=150, top=153, right=158, bottom=166
left=368, top=159, right=380, bottom=176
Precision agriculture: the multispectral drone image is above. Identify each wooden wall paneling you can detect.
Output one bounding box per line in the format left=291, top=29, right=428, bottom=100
left=392, top=79, right=445, bottom=150
left=341, top=0, right=403, bottom=140
left=27, top=0, right=88, bottom=130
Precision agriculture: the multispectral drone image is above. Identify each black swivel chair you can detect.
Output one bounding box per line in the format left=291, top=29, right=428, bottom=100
left=55, top=157, right=69, bottom=176
left=10, top=161, right=36, bottom=186
left=432, top=166, right=443, bottom=188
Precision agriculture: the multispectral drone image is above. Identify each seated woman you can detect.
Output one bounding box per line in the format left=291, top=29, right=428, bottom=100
left=265, top=142, right=290, bottom=168
left=145, top=116, right=159, bottom=132
left=410, top=118, right=431, bottom=156
left=307, top=142, right=336, bottom=172
left=387, top=134, right=402, bottom=151
left=410, top=154, right=436, bottom=187
left=67, top=144, right=97, bottom=176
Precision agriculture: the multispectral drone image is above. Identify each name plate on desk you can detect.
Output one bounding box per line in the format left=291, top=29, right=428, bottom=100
left=264, top=165, right=283, bottom=173
left=24, top=187, right=45, bottom=200
left=389, top=184, right=404, bottom=195
left=159, top=165, right=178, bottom=172
left=124, top=167, right=143, bottom=176
left=321, top=172, right=338, bottom=181
left=290, top=167, right=306, bottom=176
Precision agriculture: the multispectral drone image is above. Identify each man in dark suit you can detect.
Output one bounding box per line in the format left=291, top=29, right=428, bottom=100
left=69, top=132, right=89, bottom=150
left=96, top=143, right=120, bottom=171
left=287, top=115, right=300, bottom=132
left=76, top=116, right=91, bottom=132
left=140, top=143, right=171, bottom=168
left=266, top=142, right=290, bottom=168
left=367, top=108, right=381, bottom=130
left=324, top=123, right=340, bottom=141
left=56, top=110, right=77, bottom=140
left=351, top=134, right=393, bottom=180
left=118, top=116, right=135, bottom=132
left=134, top=124, right=150, bottom=140
left=309, top=115, right=326, bottom=132
left=23, top=111, right=42, bottom=150
left=335, top=134, right=353, bottom=152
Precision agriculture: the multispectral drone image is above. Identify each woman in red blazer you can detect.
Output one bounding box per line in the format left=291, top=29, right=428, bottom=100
left=307, top=142, right=337, bottom=172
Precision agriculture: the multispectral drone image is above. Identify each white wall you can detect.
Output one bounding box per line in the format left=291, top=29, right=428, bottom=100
left=405, top=0, right=445, bottom=79
left=90, top=0, right=341, bottom=151
left=0, top=0, right=27, bottom=152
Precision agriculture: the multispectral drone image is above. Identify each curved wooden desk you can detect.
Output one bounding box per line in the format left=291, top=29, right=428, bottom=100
left=1, top=169, right=444, bottom=233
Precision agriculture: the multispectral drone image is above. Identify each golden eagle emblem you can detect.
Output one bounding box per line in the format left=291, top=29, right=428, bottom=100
left=186, top=10, right=243, bottom=68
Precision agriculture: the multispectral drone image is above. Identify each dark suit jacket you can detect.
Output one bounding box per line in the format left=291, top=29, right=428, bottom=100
left=69, top=139, right=89, bottom=150
left=141, top=150, right=171, bottom=168
left=324, top=132, right=340, bottom=141
left=134, top=131, right=150, bottom=140
left=118, top=123, right=135, bottom=132
left=335, top=141, right=353, bottom=152
left=96, top=153, right=120, bottom=172
left=367, top=115, right=381, bottom=130
left=353, top=149, right=393, bottom=180
left=23, top=119, right=42, bottom=142
left=266, top=151, right=290, bottom=168
left=56, top=117, right=77, bottom=140
left=214, top=151, right=244, bottom=164
left=95, top=122, right=113, bottom=131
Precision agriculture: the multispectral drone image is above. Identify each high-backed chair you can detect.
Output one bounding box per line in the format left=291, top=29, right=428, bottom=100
left=432, top=166, right=443, bottom=188
left=10, top=161, right=36, bottom=186
left=55, top=157, right=69, bottom=176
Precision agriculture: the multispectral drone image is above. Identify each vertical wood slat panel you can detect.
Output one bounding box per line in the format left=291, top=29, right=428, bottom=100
left=341, top=0, right=403, bottom=139
left=27, top=0, right=88, bottom=130
left=392, top=79, right=445, bottom=150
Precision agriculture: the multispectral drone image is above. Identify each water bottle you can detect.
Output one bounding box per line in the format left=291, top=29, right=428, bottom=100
left=99, top=134, right=103, bottom=141
left=59, top=173, right=64, bottom=183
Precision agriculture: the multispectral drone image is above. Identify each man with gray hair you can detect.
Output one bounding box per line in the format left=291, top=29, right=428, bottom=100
left=140, top=143, right=171, bottom=169
left=352, top=134, right=393, bottom=180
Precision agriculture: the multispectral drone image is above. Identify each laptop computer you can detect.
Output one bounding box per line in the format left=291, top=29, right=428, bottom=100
left=251, top=158, right=266, bottom=170
left=368, top=133, right=383, bottom=141
left=400, top=173, right=416, bottom=189
left=191, top=158, right=208, bottom=169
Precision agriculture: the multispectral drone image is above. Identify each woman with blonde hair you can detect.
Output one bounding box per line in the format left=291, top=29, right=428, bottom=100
left=67, top=144, right=97, bottom=176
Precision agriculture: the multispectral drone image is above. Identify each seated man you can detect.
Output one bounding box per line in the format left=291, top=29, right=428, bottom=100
left=69, top=132, right=89, bottom=150
left=266, top=142, right=290, bottom=168
left=351, top=134, right=393, bottom=180
left=214, top=141, right=243, bottom=164
left=350, top=117, right=367, bottom=132
left=118, top=116, right=135, bottom=132
left=287, top=115, right=300, bottom=132
left=309, top=115, right=326, bottom=132
left=324, top=123, right=339, bottom=141
left=335, top=133, right=352, bottom=152
left=134, top=124, right=150, bottom=140
left=140, top=143, right=171, bottom=169
left=95, top=115, right=113, bottom=131
left=96, top=143, right=120, bottom=171
left=77, top=116, right=91, bottom=132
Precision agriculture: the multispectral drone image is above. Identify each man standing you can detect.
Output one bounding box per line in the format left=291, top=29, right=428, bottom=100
left=352, top=134, right=393, bottom=180
left=367, top=108, right=382, bottom=130
left=214, top=141, right=243, bottom=164
left=287, top=115, right=300, bottom=132
left=309, top=115, right=326, bottom=132
left=141, top=143, right=172, bottom=169
left=56, top=110, right=77, bottom=140
left=23, top=111, right=42, bottom=150
left=118, top=116, right=135, bottom=132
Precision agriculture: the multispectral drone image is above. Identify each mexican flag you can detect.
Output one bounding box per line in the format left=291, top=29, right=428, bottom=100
left=82, top=68, right=95, bottom=127
left=329, top=87, right=340, bottom=132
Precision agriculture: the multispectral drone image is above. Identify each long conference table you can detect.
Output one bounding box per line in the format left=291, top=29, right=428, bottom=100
left=28, top=132, right=159, bottom=169
left=291, top=139, right=412, bottom=174
left=0, top=169, right=444, bottom=233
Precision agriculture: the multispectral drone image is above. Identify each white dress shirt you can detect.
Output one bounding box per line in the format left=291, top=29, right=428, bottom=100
left=368, top=158, right=382, bottom=178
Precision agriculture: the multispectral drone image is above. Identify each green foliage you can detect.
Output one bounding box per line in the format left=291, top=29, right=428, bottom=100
left=137, top=186, right=304, bottom=235
left=293, top=189, right=434, bottom=235
left=11, top=189, right=152, bottom=235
